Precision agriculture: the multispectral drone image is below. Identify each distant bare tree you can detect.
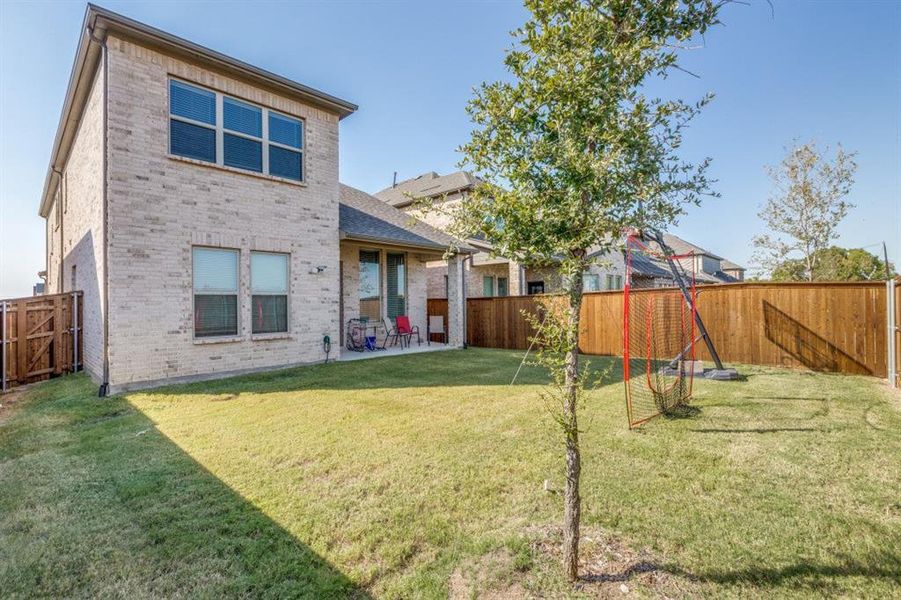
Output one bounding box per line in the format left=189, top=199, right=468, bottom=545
left=753, top=141, right=857, bottom=281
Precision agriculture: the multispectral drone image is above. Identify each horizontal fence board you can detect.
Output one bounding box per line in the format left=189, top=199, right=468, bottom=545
left=427, top=281, right=892, bottom=378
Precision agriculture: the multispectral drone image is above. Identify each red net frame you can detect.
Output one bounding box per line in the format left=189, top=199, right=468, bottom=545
left=623, top=234, right=697, bottom=428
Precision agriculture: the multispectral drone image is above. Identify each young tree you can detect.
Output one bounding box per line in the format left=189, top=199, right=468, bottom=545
left=441, top=0, right=721, bottom=581
left=753, top=141, right=857, bottom=280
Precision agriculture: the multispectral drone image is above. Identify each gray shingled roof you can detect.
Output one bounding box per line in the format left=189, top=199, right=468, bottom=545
left=374, top=171, right=480, bottom=208
left=659, top=233, right=723, bottom=260
left=339, top=184, right=472, bottom=253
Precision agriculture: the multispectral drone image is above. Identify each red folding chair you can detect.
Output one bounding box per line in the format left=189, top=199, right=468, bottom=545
left=394, top=315, right=421, bottom=348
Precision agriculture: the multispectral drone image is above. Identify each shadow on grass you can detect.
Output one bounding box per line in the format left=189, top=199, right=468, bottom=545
left=680, top=555, right=901, bottom=589
left=0, top=376, right=371, bottom=598
left=661, top=404, right=702, bottom=420
left=581, top=556, right=900, bottom=591
left=688, top=427, right=820, bottom=434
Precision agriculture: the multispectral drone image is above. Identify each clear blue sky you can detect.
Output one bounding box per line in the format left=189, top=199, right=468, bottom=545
left=1, top=0, right=899, bottom=297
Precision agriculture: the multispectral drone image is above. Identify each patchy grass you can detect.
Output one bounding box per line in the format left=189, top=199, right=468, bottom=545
left=1, top=349, right=898, bottom=598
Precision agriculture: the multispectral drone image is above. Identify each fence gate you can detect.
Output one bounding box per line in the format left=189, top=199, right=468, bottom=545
left=1, top=292, right=83, bottom=391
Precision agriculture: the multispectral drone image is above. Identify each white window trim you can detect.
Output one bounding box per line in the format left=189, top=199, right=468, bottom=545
left=169, top=78, right=304, bottom=182
left=250, top=251, right=290, bottom=335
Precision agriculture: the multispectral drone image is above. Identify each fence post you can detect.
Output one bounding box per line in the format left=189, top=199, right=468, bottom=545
left=72, top=293, right=79, bottom=373
left=1, top=301, right=6, bottom=393
left=889, top=279, right=897, bottom=389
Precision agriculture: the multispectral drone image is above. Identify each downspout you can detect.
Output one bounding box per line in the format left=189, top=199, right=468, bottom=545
left=89, top=25, right=110, bottom=397
left=462, top=253, right=471, bottom=349
left=53, top=168, right=64, bottom=290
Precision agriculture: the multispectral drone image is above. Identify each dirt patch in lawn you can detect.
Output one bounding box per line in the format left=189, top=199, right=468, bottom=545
left=0, top=386, right=29, bottom=425
left=449, top=548, right=528, bottom=599
left=452, top=526, right=701, bottom=599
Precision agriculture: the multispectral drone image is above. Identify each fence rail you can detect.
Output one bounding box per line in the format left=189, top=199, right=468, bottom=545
left=1, top=292, right=83, bottom=391
left=429, top=281, right=897, bottom=378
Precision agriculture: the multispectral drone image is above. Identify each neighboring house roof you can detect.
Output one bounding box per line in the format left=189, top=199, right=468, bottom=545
left=374, top=171, right=481, bottom=208
left=659, top=233, right=723, bottom=260
left=39, top=4, right=357, bottom=217
left=720, top=259, right=745, bottom=271
left=629, top=253, right=674, bottom=280
left=339, top=184, right=472, bottom=253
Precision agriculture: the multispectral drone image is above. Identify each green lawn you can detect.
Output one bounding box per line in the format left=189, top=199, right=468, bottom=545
left=1, top=349, right=898, bottom=598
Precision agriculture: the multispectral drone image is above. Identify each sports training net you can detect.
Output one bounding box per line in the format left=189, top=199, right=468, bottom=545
left=623, top=234, right=697, bottom=428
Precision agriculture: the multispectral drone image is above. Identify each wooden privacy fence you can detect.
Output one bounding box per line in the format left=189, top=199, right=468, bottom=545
left=429, top=281, right=898, bottom=379
left=1, top=292, right=83, bottom=391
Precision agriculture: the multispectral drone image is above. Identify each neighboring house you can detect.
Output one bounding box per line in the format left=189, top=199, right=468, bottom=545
left=39, top=5, right=468, bottom=393
left=375, top=171, right=745, bottom=296
left=652, top=234, right=744, bottom=284
left=624, top=234, right=746, bottom=287
left=375, top=171, right=625, bottom=298
left=375, top=171, right=745, bottom=298
left=720, top=259, right=746, bottom=282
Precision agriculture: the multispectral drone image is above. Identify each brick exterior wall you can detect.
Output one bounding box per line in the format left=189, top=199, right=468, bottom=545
left=100, top=35, right=342, bottom=390
left=339, top=242, right=431, bottom=344
left=45, top=64, right=106, bottom=382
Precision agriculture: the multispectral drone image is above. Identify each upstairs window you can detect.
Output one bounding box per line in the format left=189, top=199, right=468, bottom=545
left=268, top=112, right=303, bottom=181
left=169, top=79, right=304, bottom=182
left=483, top=276, right=495, bottom=297
left=170, top=81, right=216, bottom=163
left=223, top=97, right=263, bottom=172
left=497, top=277, right=509, bottom=296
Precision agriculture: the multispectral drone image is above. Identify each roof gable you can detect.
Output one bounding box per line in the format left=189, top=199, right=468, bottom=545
left=374, top=171, right=480, bottom=208
left=339, top=184, right=472, bottom=252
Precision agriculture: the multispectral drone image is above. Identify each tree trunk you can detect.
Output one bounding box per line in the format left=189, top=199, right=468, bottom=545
left=562, top=268, right=583, bottom=582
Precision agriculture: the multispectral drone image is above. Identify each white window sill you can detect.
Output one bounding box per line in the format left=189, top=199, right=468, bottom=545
left=167, top=154, right=305, bottom=187
left=251, top=332, right=292, bottom=342
left=193, top=335, right=244, bottom=345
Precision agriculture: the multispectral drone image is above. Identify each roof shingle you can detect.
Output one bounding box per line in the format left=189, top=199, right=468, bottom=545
left=339, top=184, right=471, bottom=252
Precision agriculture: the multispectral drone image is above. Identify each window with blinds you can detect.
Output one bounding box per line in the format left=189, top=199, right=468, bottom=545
left=497, top=277, right=509, bottom=297
left=386, top=253, right=406, bottom=319
left=359, top=250, right=381, bottom=322
left=193, top=247, right=239, bottom=338
left=223, top=97, right=263, bottom=172
left=170, top=80, right=216, bottom=163
left=169, top=79, right=304, bottom=181
left=251, top=252, right=288, bottom=334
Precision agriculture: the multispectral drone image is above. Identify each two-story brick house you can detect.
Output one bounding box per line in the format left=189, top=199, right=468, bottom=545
left=39, top=5, right=467, bottom=394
